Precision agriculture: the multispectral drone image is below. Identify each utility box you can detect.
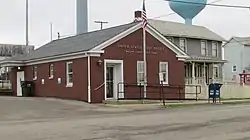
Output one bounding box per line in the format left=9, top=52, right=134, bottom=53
left=208, top=83, right=223, bottom=103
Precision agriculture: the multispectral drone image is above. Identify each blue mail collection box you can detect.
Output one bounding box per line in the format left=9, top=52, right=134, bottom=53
left=208, top=83, right=223, bottom=99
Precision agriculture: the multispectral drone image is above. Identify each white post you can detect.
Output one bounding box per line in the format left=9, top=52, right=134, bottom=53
left=221, top=63, right=224, bottom=83
left=204, top=62, right=206, bottom=84
left=212, top=63, right=214, bottom=83
left=87, top=55, right=91, bottom=103
left=192, top=62, right=195, bottom=84
left=143, top=27, right=147, bottom=98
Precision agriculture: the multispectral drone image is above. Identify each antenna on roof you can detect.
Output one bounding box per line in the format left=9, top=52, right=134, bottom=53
left=94, top=21, right=108, bottom=30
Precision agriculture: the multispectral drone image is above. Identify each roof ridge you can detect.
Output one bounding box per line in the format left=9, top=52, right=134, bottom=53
left=54, top=22, right=138, bottom=43
left=148, top=19, right=205, bottom=28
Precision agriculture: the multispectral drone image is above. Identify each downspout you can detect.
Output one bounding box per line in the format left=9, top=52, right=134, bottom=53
left=87, top=54, right=91, bottom=103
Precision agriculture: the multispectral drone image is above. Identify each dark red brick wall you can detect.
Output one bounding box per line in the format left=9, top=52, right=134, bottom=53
left=11, top=58, right=88, bottom=101
left=91, top=29, right=185, bottom=103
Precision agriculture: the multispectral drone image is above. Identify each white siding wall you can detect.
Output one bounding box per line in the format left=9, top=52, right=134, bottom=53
left=224, top=39, right=243, bottom=81
left=243, top=46, right=250, bottom=71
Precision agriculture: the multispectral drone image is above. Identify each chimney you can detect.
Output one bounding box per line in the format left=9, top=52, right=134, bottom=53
left=134, top=11, right=142, bottom=22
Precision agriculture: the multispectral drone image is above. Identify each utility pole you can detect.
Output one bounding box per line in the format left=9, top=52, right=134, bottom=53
left=94, top=21, right=108, bottom=30
left=50, top=22, right=53, bottom=41
left=26, top=0, right=29, bottom=47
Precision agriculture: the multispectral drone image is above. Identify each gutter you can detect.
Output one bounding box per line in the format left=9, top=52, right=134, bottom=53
left=87, top=54, right=91, bottom=103
left=0, top=50, right=104, bottom=67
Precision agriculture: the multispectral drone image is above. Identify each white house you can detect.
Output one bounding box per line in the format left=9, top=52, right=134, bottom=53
left=223, top=37, right=250, bottom=81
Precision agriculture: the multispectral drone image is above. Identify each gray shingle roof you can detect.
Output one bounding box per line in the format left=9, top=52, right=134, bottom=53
left=3, top=20, right=225, bottom=63
left=233, top=37, right=250, bottom=46
left=148, top=20, right=225, bottom=42
left=7, top=22, right=138, bottom=62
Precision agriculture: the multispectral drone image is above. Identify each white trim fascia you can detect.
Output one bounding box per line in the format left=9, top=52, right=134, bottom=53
left=146, top=25, right=188, bottom=57
left=26, top=52, right=88, bottom=63
left=26, top=53, right=100, bottom=66
left=90, top=23, right=142, bottom=51
left=178, top=58, right=186, bottom=61
left=0, top=51, right=103, bottom=67
left=177, top=55, right=190, bottom=58
left=104, top=59, right=123, bottom=64
left=87, top=50, right=104, bottom=54
left=0, top=63, right=25, bottom=67
left=87, top=55, right=91, bottom=103
left=26, top=51, right=101, bottom=64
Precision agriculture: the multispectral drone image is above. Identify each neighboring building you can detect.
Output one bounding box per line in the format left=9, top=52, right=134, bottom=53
left=0, top=22, right=188, bottom=103
left=0, top=44, right=34, bottom=80
left=149, top=20, right=226, bottom=85
left=223, top=37, right=250, bottom=81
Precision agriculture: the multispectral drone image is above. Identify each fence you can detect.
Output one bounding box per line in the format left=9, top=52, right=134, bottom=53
left=0, top=80, right=11, bottom=89
left=117, top=82, right=201, bottom=102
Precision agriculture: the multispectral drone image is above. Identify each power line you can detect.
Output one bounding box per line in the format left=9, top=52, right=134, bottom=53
left=164, top=0, right=250, bottom=9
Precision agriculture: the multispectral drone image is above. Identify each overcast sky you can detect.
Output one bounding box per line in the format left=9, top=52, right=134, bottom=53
left=0, top=0, right=250, bottom=48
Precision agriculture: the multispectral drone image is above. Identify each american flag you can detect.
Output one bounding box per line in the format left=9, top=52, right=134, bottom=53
left=142, top=0, right=147, bottom=28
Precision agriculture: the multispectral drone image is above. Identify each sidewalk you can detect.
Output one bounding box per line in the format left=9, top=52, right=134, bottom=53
left=103, top=99, right=250, bottom=111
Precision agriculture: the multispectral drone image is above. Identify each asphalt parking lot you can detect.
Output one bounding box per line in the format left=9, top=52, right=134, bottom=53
left=1, top=97, right=250, bottom=140
left=0, top=97, right=128, bottom=122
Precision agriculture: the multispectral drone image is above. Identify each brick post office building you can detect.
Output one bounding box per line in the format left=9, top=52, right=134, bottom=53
left=0, top=21, right=188, bottom=103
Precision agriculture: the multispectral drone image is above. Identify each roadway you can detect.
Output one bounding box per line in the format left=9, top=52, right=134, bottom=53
left=0, top=97, right=250, bottom=140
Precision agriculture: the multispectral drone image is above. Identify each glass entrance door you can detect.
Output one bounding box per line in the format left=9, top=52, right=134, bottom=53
left=106, top=66, right=114, bottom=98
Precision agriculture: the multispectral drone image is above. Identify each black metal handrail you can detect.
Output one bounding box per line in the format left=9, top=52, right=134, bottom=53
left=117, top=82, right=202, bottom=106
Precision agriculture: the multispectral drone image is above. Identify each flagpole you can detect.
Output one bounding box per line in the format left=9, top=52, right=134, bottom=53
left=142, top=0, right=147, bottom=99
left=143, top=25, right=147, bottom=99
left=26, top=0, right=29, bottom=47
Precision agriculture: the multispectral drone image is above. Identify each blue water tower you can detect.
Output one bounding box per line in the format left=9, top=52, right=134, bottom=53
left=169, top=0, right=207, bottom=25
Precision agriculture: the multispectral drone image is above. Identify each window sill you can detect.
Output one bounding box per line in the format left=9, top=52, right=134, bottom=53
left=33, top=77, right=37, bottom=81
left=49, top=76, right=54, bottom=80
left=66, top=83, right=73, bottom=88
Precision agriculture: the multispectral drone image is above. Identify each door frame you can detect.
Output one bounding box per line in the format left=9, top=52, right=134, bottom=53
left=104, top=59, right=124, bottom=100
left=16, top=71, right=25, bottom=97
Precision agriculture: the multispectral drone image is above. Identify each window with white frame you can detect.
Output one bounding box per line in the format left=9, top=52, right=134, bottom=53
left=232, top=65, right=237, bottom=72
left=33, top=66, right=37, bottom=80
left=212, top=42, right=218, bottom=57
left=66, top=62, right=73, bottom=86
left=201, top=40, right=208, bottom=56
left=159, top=62, right=169, bottom=85
left=213, top=66, right=219, bottom=78
left=179, top=38, right=187, bottom=52
left=137, top=61, right=144, bottom=85
left=49, top=64, right=54, bottom=78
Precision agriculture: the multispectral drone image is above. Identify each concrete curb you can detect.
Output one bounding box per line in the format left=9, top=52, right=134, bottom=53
left=103, top=99, right=250, bottom=111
